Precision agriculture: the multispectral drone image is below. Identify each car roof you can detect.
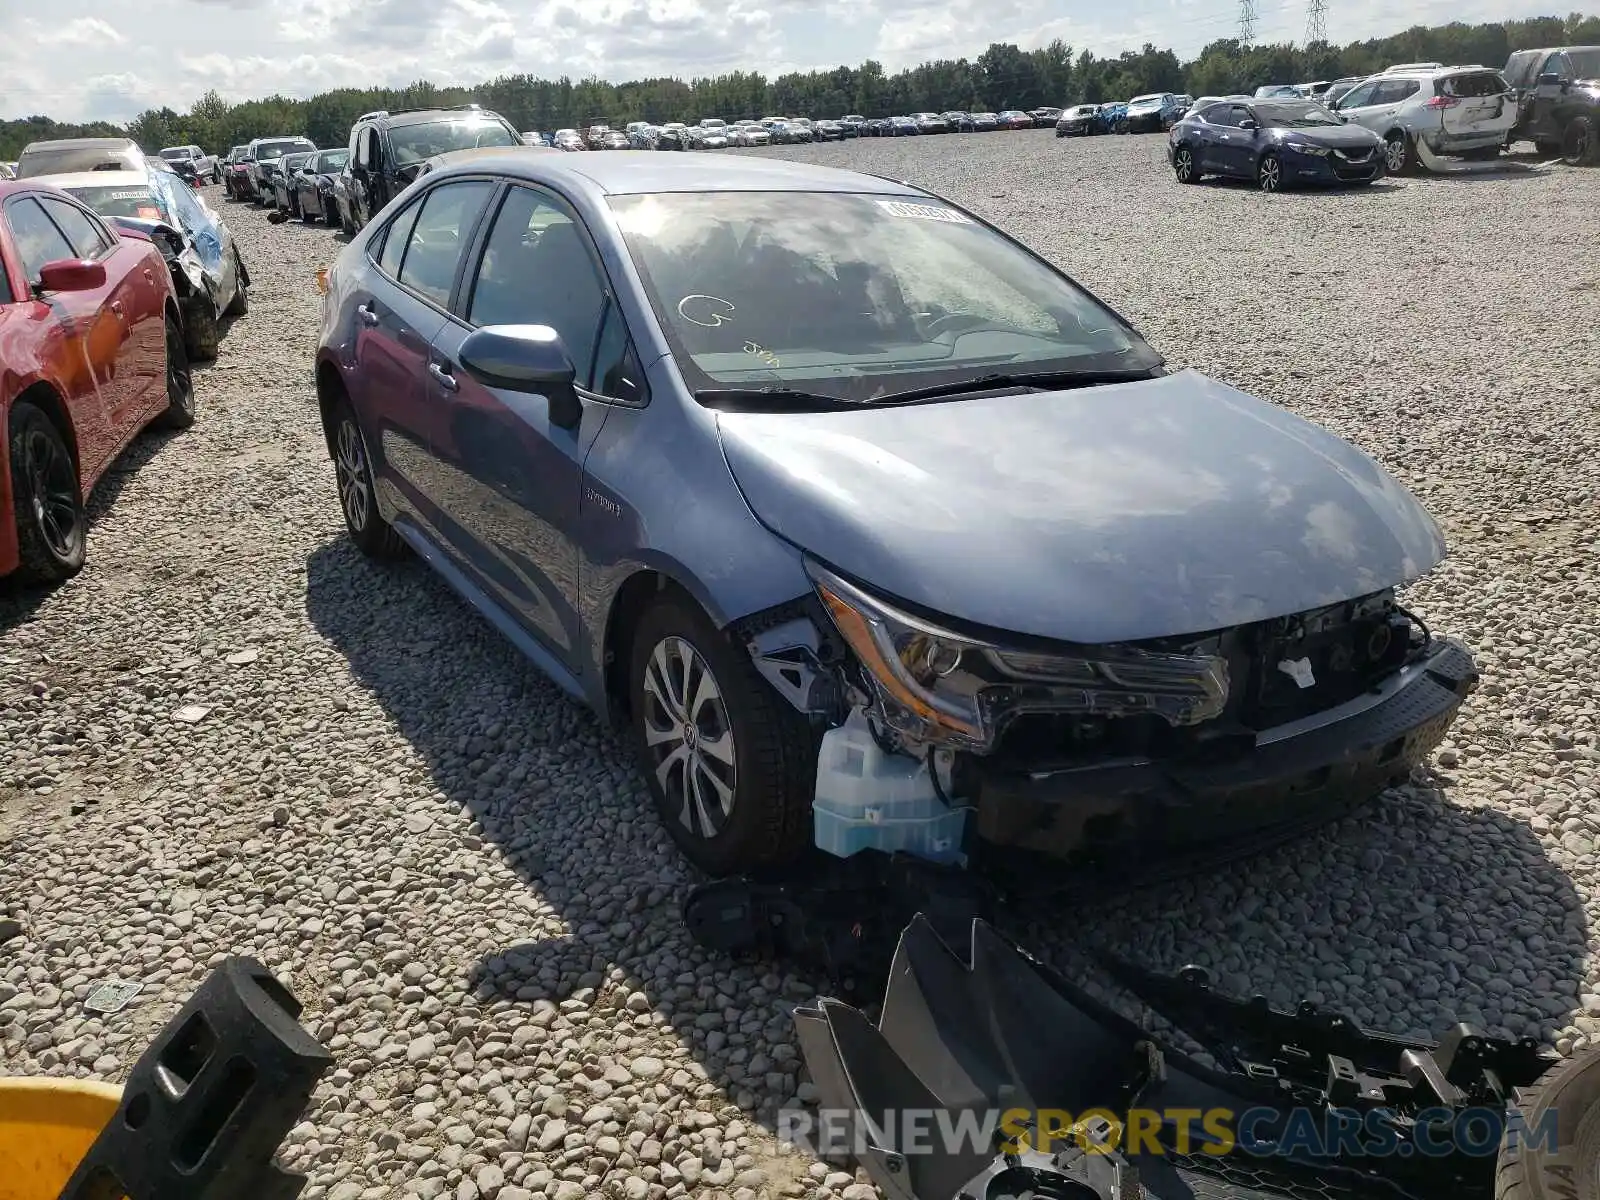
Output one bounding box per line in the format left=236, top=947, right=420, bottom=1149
left=18, top=168, right=156, bottom=190
left=427, top=151, right=923, bottom=197
left=22, top=136, right=138, bottom=152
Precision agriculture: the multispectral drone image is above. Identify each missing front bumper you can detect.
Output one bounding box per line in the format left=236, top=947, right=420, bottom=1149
left=970, top=637, right=1476, bottom=864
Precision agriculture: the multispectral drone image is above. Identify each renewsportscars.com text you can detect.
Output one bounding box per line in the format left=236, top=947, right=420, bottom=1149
left=776, top=1106, right=1558, bottom=1159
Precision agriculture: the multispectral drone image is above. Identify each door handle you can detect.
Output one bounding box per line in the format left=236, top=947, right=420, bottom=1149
left=356, top=304, right=379, bottom=326
left=110, top=300, right=125, bottom=317
left=428, top=361, right=459, bottom=392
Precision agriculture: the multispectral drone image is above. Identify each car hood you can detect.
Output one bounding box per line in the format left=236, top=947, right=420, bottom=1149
left=715, top=369, right=1445, bottom=645
left=1271, top=123, right=1381, bottom=148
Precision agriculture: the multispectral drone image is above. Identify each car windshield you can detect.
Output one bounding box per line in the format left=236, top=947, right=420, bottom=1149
left=389, top=119, right=519, bottom=164
left=608, top=190, right=1158, bottom=404
left=62, top=182, right=168, bottom=222
left=1256, top=101, right=1343, bottom=127
left=17, top=145, right=134, bottom=176
left=282, top=153, right=312, bottom=170
left=256, top=139, right=309, bottom=159
left=315, top=150, right=350, bottom=172
left=1129, top=95, right=1164, bottom=106
left=1567, top=48, right=1600, bottom=77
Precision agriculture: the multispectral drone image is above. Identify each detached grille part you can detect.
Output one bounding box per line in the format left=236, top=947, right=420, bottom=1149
left=787, top=915, right=1556, bottom=1200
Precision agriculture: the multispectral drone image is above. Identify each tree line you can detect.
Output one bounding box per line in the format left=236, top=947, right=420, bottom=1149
left=3, top=11, right=1597, bottom=160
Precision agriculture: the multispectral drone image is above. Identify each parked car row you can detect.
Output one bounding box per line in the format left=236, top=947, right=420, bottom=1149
left=1166, top=48, right=1599, bottom=193
left=1055, top=95, right=1193, bottom=135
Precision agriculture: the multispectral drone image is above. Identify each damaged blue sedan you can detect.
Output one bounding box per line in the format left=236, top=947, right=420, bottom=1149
left=313, top=153, right=1476, bottom=880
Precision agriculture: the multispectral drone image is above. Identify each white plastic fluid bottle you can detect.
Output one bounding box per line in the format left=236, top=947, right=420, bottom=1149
left=811, top=709, right=969, bottom=864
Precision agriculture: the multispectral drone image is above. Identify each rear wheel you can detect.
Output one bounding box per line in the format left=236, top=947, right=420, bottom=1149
left=157, top=314, right=196, bottom=430
left=1562, top=116, right=1598, bottom=166
left=627, top=592, right=816, bottom=876
left=7, top=401, right=85, bottom=584
left=330, top=400, right=405, bottom=559
left=1535, top=138, right=1561, bottom=156
left=1173, top=144, right=1201, bottom=183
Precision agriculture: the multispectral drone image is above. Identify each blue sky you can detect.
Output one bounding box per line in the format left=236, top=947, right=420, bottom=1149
left=0, top=0, right=1571, bottom=123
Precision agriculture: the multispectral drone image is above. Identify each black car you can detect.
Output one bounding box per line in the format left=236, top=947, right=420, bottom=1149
left=970, top=111, right=1000, bottom=131
left=1504, top=45, right=1600, bottom=163
left=294, top=148, right=350, bottom=224
left=814, top=119, right=847, bottom=141
left=553, top=128, right=589, bottom=151
left=344, top=103, right=522, bottom=231
left=839, top=115, right=867, bottom=135
left=1125, top=92, right=1186, bottom=133
left=862, top=118, right=892, bottom=137
left=271, top=151, right=315, bottom=217
left=941, top=110, right=976, bottom=132
left=1056, top=104, right=1109, bottom=136
left=1030, top=106, right=1063, bottom=127
left=1168, top=97, right=1386, bottom=192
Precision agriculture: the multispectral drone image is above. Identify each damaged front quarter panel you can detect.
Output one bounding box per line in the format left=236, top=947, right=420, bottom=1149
left=791, top=914, right=1558, bottom=1200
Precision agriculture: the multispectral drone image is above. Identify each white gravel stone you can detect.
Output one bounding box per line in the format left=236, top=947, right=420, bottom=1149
left=2, top=142, right=1597, bottom=1200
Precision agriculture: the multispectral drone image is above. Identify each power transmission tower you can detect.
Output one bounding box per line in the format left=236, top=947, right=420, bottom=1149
left=1238, top=0, right=1258, bottom=45
left=1305, top=0, right=1328, bottom=43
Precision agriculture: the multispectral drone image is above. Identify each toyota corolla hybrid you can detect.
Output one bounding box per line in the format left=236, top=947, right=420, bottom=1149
left=313, top=152, right=1474, bottom=879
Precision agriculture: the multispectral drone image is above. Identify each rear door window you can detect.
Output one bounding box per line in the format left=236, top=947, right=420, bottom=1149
left=4, top=196, right=77, bottom=281
left=1440, top=71, right=1508, bottom=98
left=38, top=196, right=113, bottom=259
left=394, top=180, right=495, bottom=307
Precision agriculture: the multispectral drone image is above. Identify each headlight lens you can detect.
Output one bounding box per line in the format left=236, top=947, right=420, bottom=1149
left=807, top=562, right=1230, bottom=751
left=1286, top=141, right=1332, bottom=156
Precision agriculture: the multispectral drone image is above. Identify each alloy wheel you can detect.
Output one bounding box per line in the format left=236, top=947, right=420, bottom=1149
left=1563, top=120, right=1592, bottom=166
left=1174, top=147, right=1193, bottom=182
left=335, top=419, right=371, bottom=532
left=1258, top=155, right=1282, bottom=192
left=166, top=320, right=194, bottom=414
left=1384, top=135, right=1408, bottom=173
left=640, top=635, right=737, bottom=841
left=22, top=425, right=81, bottom=561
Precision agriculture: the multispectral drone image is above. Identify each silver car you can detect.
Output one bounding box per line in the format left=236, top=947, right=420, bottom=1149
left=1330, top=65, right=1516, bottom=171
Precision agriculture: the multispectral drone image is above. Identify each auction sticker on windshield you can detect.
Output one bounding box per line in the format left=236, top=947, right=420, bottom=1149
left=875, top=199, right=972, bottom=224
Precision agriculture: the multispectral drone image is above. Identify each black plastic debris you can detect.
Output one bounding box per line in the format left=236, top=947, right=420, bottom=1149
left=56, top=956, right=334, bottom=1200
left=789, top=915, right=1559, bottom=1200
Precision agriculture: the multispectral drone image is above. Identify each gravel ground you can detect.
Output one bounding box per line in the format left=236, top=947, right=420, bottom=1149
left=3, top=131, right=1599, bottom=1200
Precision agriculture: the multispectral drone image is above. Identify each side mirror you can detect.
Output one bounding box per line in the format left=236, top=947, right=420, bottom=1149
left=396, top=163, right=423, bottom=185
left=1239, top=118, right=1258, bottom=130
left=459, top=325, right=583, bottom=429
left=37, top=258, right=107, bottom=294
left=1536, top=72, right=1562, bottom=86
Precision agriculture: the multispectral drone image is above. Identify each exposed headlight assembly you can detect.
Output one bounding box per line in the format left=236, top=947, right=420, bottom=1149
left=1285, top=141, right=1332, bottom=156
left=807, top=561, right=1230, bottom=752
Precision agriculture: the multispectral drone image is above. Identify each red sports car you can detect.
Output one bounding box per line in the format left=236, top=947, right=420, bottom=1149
left=1, top=179, right=195, bottom=585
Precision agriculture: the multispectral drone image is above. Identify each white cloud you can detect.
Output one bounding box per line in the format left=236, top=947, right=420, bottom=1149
left=0, top=0, right=1577, bottom=124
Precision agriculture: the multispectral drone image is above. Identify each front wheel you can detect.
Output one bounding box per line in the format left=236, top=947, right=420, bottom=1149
left=1562, top=115, right=1597, bottom=166
left=628, top=593, right=816, bottom=876
left=1384, top=130, right=1415, bottom=174
left=1257, top=151, right=1284, bottom=192
left=1495, top=1048, right=1600, bottom=1200
left=7, top=401, right=86, bottom=584
left=1173, top=144, right=1201, bottom=183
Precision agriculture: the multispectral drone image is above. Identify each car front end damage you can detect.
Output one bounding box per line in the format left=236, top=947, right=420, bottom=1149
left=779, top=913, right=1557, bottom=1200
left=109, top=216, right=228, bottom=358
left=735, top=565, right=1476, bottom=877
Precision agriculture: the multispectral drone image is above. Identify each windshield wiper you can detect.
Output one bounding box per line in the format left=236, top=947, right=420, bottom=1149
left=860, top=367, right=1161, bottom=406
left=693, top=387, right=860, bottom=413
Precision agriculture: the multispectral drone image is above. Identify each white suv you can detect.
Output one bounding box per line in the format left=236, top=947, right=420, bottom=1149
left=1330, top=65, right=1515, bottom=172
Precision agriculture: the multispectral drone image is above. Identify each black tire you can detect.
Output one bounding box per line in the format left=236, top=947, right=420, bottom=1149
left=627, top=591, right=816, bottom=876
left=1562, top=116, right=1598, bottom=166
left=1257, top=151, right=1284, bottom=192
left=1384, top=130, right=1416, bottom=175
left=157, top=314, right=196, bottom=430
left=224, top=249, right=249, bottom=318
left=1173, top=143, right=1201, bottom=183
left=184, top=298, right=220, bottom=362
left=1496, top=1048, right=1600, bottom=1200
left=328, top=399, right=405, bottom=559
left=7, top=401, right=86, bottom=584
